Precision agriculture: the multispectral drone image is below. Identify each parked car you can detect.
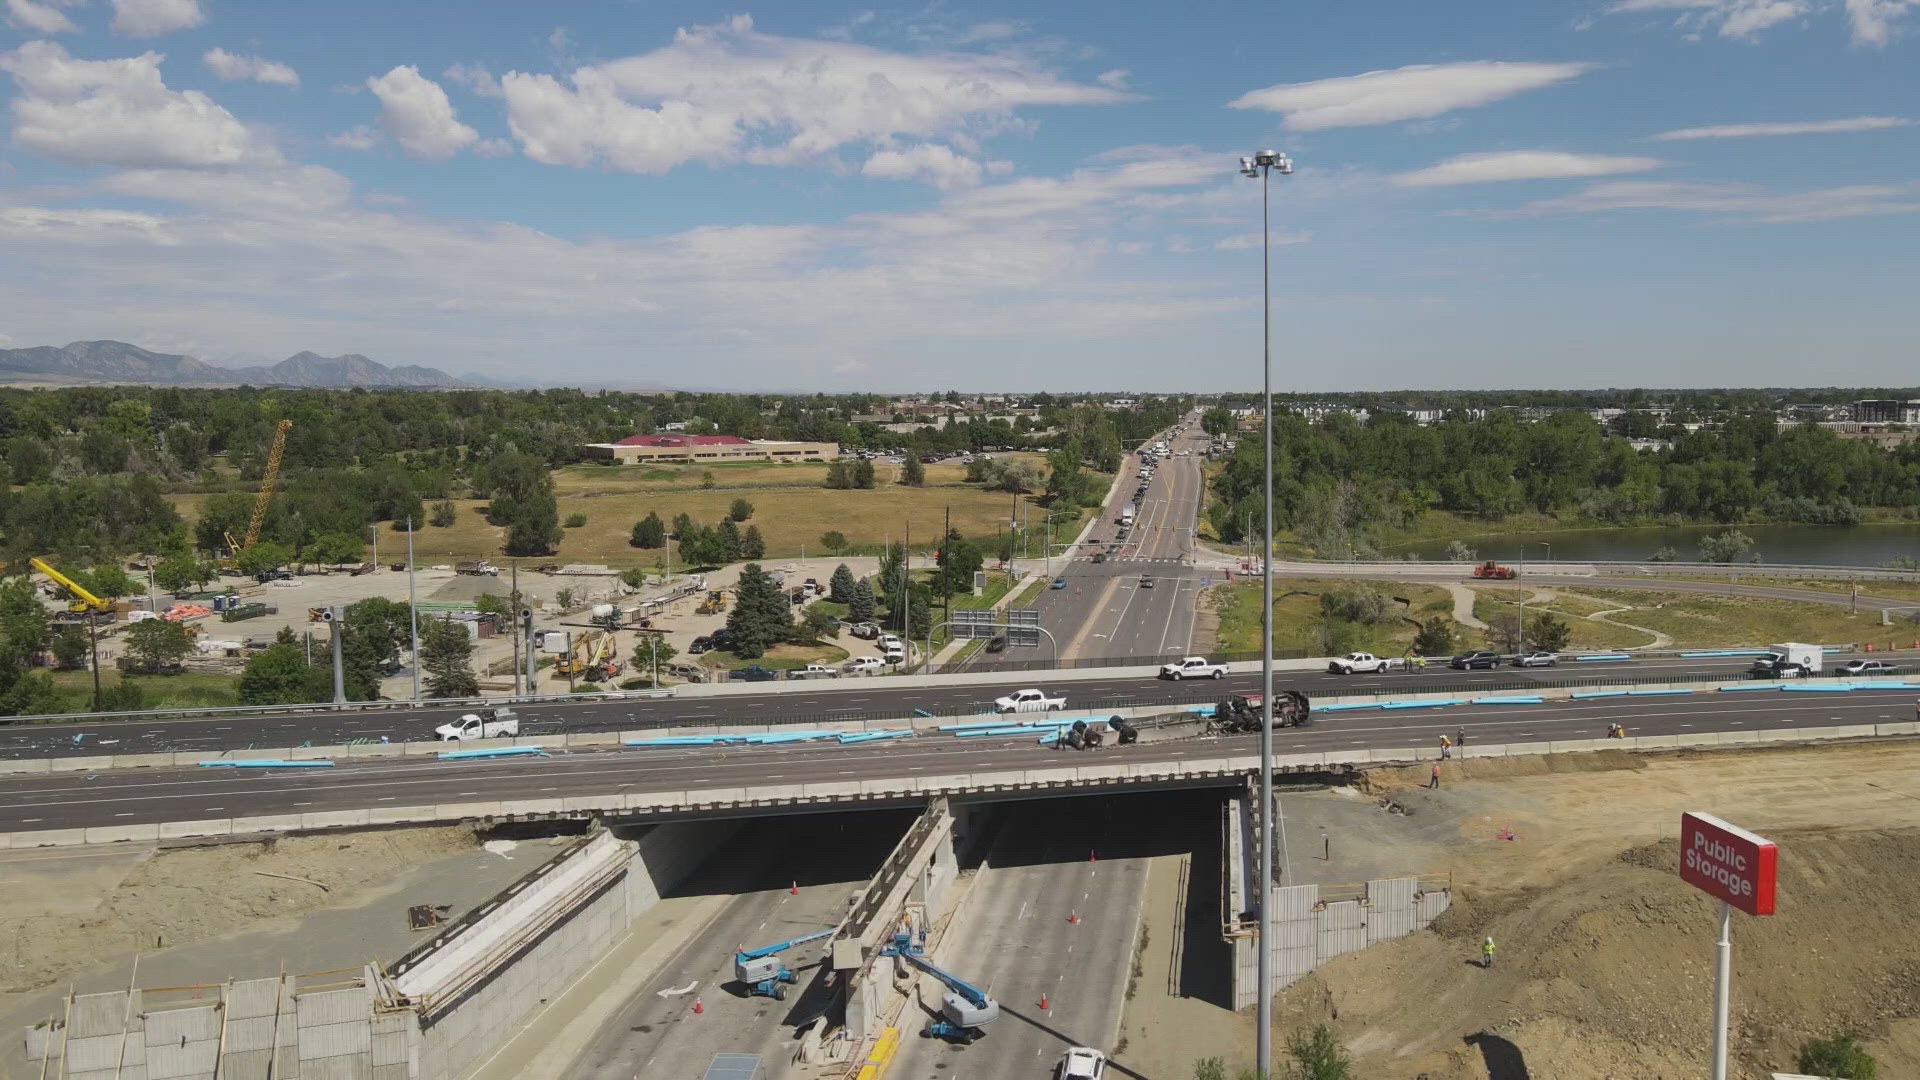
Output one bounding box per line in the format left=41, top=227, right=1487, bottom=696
left=1451, top=650, right=1500, bottom=670
left=1327, top=652, right=1402, bottom=675
left=848, top=622, right=880, bottom=639
left=844, top=656, right=886, bottom=674
left=688, top=635, right=715, bottom=655
left=994, top=688, right=1066, bottom=713
left=789, top=663, right=841, bottom=680
left=731, top=665, right=779, bottom=682
left=1512, top=651, right=1558, bottom=667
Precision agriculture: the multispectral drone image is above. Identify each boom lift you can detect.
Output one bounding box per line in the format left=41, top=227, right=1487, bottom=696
left=243, top=419, right=292, bottom=553
left=882, top=931, right=999, bottom=1043
left=733, top=929, right=834, bottom=1000
left=30, top=557, right=110, bottom=614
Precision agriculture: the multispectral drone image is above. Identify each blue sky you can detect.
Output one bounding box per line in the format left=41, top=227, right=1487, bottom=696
left=0, top=0, right=1915, bottom=391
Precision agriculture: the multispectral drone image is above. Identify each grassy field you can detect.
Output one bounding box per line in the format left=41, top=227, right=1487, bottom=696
left=553, top=453, right=1048, bottom=495
left=42, top=670, right=239, bottom=714
left=1564, top=588, right=1901, bottom=649
left=1470, top=590, right=1640, bottom=651
left=1209, top=579, right=1455, bottom=656
left=1648, top=574, right=1920, bottom=603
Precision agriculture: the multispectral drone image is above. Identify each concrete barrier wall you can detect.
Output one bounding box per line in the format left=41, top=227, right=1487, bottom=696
left=1229, top=877, right=1451, bottom=1011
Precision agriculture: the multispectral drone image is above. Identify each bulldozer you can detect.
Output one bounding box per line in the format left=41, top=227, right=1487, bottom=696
left=1211, top=690, right=1312, bottom=734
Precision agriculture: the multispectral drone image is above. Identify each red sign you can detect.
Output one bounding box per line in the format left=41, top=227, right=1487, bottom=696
left=1680, top=812, right=1778, bottom=916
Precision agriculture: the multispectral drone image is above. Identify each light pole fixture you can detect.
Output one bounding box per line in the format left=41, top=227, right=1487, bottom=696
left=1239, top=146, right=1292, bottom=1080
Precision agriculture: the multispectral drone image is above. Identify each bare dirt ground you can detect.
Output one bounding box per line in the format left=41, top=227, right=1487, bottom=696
left=1116, top=741, right=1920, bottom=1080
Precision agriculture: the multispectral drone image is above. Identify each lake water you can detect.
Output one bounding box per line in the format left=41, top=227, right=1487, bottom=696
left=1393, top=522, right=1920, bottom=568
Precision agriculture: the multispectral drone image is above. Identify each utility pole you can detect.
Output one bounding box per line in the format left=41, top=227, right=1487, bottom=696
left=523, top=607, right=536, bottom=692
left=406, top=516, right=420, bottom=702
left=509, top=560, right=523, bottom=697
left=87, top=609, right=102, bottom=712
left=328, top=606, right=345, bottom=703
left=370, top=524, right=378, bottom=573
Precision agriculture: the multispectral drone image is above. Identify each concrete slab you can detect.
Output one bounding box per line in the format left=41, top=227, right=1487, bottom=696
left=299, top=810, right=372, bottom=830
left=801, top=781, right=861, bottom=798
left=83, top=823, right=161, bottom=845
left=108, top=753, right=174, bottom=768
left=1831, top=724, right=1879, bottom=739
left=494, top=798, right=567, bottom=816
left=1877, top=722, right=1920, bottom=736
left=967, top=770, right=1028, bottom=788
left=11, top=828, right=86, bottom=847
left=563, top=731, right=621, bottom=746
left=366, top=804, right=440, bottom=825
left=562, top=794, right=624, bottom=813
left=693, top=787, right=747, bottom=805
left=287, top=745, right=346, bottom=761
left=157, top=818, right=233, bottom=840
left=47, top=756, right=105, bottom=773
left=1366, top=748, right=1419, bottom=764
left=0, top=758, right=51, bottom=775
left=1547, top=739, right=1616, bottom=753
left=230, top=814, right=304, bottom=834
left=433, top=802, right=506, bottom=821
left=1635, top=734, right=1681, bottom=747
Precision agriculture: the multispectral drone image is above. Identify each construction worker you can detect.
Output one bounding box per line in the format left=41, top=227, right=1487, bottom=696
left=1429, top=763, right=1442, bottom=789
left=1482, top=937, right=1496, bottom=969
left=1455, top=727, right=1467, bottom=750
left=1439, top=734, right=1452, bottom=760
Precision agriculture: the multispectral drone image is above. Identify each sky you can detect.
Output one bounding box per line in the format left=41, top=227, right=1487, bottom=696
left=0, top=0, right=1915, bottom=392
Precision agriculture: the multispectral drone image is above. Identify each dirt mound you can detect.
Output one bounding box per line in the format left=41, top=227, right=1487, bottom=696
left=0, top=827, right=474, bottom=995
left=1278, top=827, right=1920, bottom=1078
left=1356, top=749, right=1647, bottom=796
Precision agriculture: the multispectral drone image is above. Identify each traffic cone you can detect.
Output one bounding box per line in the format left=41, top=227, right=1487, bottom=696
left=1090, top=850, right=1097, bottom=863
left=1039, top=992, right=1049, bottom=1010
left=1068, top=909, right=1080, bottom=924
left=693, top=997, right=704, bottom=1015
left=790, top=881, right=798, bottom=896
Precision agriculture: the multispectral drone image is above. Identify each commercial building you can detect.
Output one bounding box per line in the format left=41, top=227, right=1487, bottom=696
left=1851, top=400, right=1920, bottom=424
left=582, top=433, right=838, bottom=465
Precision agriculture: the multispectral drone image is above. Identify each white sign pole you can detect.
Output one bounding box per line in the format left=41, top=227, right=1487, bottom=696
left=1712, top=900, right=1731, bottom=1080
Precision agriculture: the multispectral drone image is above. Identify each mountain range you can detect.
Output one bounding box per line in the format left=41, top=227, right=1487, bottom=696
left=0, top=340, right=502, bottom=389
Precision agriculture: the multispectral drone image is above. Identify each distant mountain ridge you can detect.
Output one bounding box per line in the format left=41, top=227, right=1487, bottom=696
left=0, top=340, right=473, bottom=388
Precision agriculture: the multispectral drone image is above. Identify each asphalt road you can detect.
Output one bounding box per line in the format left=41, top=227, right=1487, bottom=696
left=9, top=647, right=1902, bottom=760
left=571, top=811, right=913, bottom=1080
left=887, top=792, right=1205, bottom=1080
left=8, top=686, right=1917, bottom=832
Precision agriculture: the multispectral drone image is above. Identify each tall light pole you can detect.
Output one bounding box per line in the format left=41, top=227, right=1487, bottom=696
left=1240, top=147, right=1293, bottom=1079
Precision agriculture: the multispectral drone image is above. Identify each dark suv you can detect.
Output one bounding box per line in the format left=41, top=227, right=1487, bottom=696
left=1450, top=650, right=1499, bottom=670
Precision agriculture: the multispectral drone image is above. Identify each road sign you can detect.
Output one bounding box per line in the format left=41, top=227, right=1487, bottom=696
left=1007, top=608, right=1041, bottom=648
left=1681, top=812, right=1777, bottom=916
left=951, top=609, right=994, bottom=640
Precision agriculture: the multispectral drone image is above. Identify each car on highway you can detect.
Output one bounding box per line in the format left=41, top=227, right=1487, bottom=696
left=435, top=708, right=520, bottom=741
left=1160, top=656, right=1229, bottom=680
left=1057, top=1047, right=1107, bottom=1079
left=1838, top=658, right=1898, bottom=675
left=993, top=688, right=1066, bottom=713
left=1327, top=652, right=1402, bottom=675
left=984, top=634, right=1006, bottom=653
left=1512, top=651, right=1558, bottom=667
left=1450, top=650, right=1501, bottom=670
left=843, top=656, right=886, bottom=674
left=1139, top=575, right=1155, bottom=588
left=1051, top=576, right=1068, bottom=589
left=731, top=665, right=780, bottom=682
left=1091, top=551, right=1107, bottom=563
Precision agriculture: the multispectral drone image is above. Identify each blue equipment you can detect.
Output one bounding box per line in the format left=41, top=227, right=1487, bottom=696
left=881, top=931, right=1000, bottom=1043
left=733, top=929, right=834, bottom=1000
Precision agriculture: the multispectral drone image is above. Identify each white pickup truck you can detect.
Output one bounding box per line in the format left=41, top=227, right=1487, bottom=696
left=435, top=708, right=520, bottom=741
left=1159, top=656, right=1229, bottom=680
left=993, top=688, right=1067, bottom=714
left=1326, top=652, right=1405, bottom=675
left=788, top=663, right=841, bottom=680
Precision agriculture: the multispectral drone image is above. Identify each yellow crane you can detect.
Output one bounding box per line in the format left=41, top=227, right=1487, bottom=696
left=30, top=557, right=110, bottom=614
left=243, top=419, right=292, bottom=552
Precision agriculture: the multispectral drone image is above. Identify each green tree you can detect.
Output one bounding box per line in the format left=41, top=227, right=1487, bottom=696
left=799, top=605, right=840, bottom=642
left=1798, top=1033, right=1877, bottom=1079
left=680, top=523, right=715, bottom=567
left=701, top=471, right=717, bottom=489
left=901, top=456, right=926, bottom=486
left=308, top=532, right=367, bottom=566
left=935, top=532, right=984, bottom=601
left=852, top=459, right=877, bottom=489
left=343, top=596, right=413, bottom=684
left=51, top=626, right=89, bottom=670
left=237, top=643, right=328, bottom=705
left=153, top=553, right=212, bottom=594
left=194, top=491, right=256, bottom=552
left=6, top=436, right=53, bottom=485
left=824, top=460, right=852, bottom=489
left=848, top=578, right=877, bottom=623
left=1444, top=540, right=1478, bottom=562
left=1, top=672, right=63, bottom=717
left=829, top=563, right=856, bottom=603
left=234, top=541, right=293, bottom=578
left=1412, top=618, right=1457, bottom=657
left=629, top=634, right=678, bottom=680
left=124, top=619, right=194, bottom=672
left=564, top=512, right=588, bottom=528
left=0, top=580, right=51, bottom=684
left=630, top=511, right=666, bottom=548
left=474, top=593, right=512, bottom=619
left=1287, top=1024, right=1355, bottom=1080
left=78, top=429, right=130, bottom=473
left=420, top=618, right=478, bottom=698
left=429, top=499, right=458, bottom=528
left=478, top=450, right=562, bottom=556
left=725, top=563, right=793, bottom=659
left=904, top=590, right=932, bottom=639
left=729, top=497, right=754, bottom=522
left=1698, top=529, right=1757, bottom=564
left=619, top=567, right=648, bottom=590
left=1528, top=612, right=1572, bottom=652
left=671, top=512, right=694, bottom=539
left=716, top=518, right=743, bottom=562
left=740, top=524, right=766, bottom=560
left=77, top=565, right=139, bottom=600
left=820, top=530, right=848, bottom=553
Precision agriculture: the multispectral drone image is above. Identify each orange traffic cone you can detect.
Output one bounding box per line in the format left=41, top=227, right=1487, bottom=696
left=1039, top=992, right=1049, bottom=1010
left=1068, top=909, right=1080, bottom=924
left=693, top=997, right=704, bottom=1015
left=790, top=881, right=798, bottom=896
left=1090, top=850, right=1097, bottom=863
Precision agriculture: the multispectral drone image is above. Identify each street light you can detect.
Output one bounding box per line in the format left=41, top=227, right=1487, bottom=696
left=1239, top=146, right=1292, bottom=1080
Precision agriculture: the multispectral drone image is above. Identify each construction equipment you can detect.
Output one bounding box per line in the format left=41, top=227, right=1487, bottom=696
left=582, top=631, right=623, bottom=682
left=242, top=419, right=292, bottom=553
left=732, top=929, right=833, bottom=1000
left=1472, top=560, right=1516, bottom=580
left=555, top=630, right=598, bottom=678
left=30, top=557, right=110, bottom=614
left=882, top=931, right=999, bottom=1043
left=695, top=589, right=728, bottom=616
left=1211, top=690, right=1312, bottom=734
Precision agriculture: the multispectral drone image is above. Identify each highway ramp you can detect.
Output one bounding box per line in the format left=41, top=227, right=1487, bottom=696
left=569, top=809, right=915, bottom=1080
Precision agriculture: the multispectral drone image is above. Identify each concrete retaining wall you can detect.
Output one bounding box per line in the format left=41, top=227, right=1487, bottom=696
left=1228, top=877, right=1450, bottom=1011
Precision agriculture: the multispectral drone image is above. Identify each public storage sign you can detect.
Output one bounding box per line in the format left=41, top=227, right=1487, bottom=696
left=1680, top=812, right=1778, bottom=916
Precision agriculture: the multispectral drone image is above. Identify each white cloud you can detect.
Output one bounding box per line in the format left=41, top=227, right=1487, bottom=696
left=1655, top=115, right=1911, bottom=138
left=0, top=41, right=280, bottom=167
left=328, top=125, right=377, bottom=151
left=1847, top=0, right=1920, bottom=44
left=366, top=65, right=479, bottom=160
left=5, top=0, right=82, bottom=35
left=1395, top=150, right=1663, bottom=186
left=1213, top=230, right=1309, bottom=249
left=861, top=143, right=983, bottom=188
left=500, top=13, right=1130, bottom=174
left=443, top=62, right=502, bottom=98
left=203, top=47, right=299, bottom=87
left=955, top=20, right=1020, bottom=43
left=1493, top=178, right=1920, bottom=222
left=111, top=0, right=204, bottom=37
left=1096, top=69, right=1129, bottom=90
left=1229, top=61, right=1595, bottom=130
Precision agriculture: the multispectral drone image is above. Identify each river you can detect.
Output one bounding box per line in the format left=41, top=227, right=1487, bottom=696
left=1392, top=522, right=1920, bottom=567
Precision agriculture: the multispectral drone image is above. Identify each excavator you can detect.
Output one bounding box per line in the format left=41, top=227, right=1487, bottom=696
left=882, top=930, right=1000, bottom=1044
left=732, top=929, right=834, bottom=1000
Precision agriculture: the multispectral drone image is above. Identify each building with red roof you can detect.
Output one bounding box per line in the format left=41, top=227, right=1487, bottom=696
left=583, top=432, right=837, bottom=464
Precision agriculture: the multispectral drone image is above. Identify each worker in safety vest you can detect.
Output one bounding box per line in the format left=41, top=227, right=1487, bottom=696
left=1482, top=937, right=1496, bottom=969
left=1439, top=734, right=1452, bottom=760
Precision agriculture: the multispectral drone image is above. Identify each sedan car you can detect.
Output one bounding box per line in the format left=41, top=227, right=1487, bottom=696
left=1057, top=1047, right=1107, bottom=1080
left=1450, top=650, right=1500, bottom=670
left=1512, top=651, right=1558, bottom=668
left=1139, top=576, right=1155, bottom=589
left=1051, top=576, right=1068, bottom=589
